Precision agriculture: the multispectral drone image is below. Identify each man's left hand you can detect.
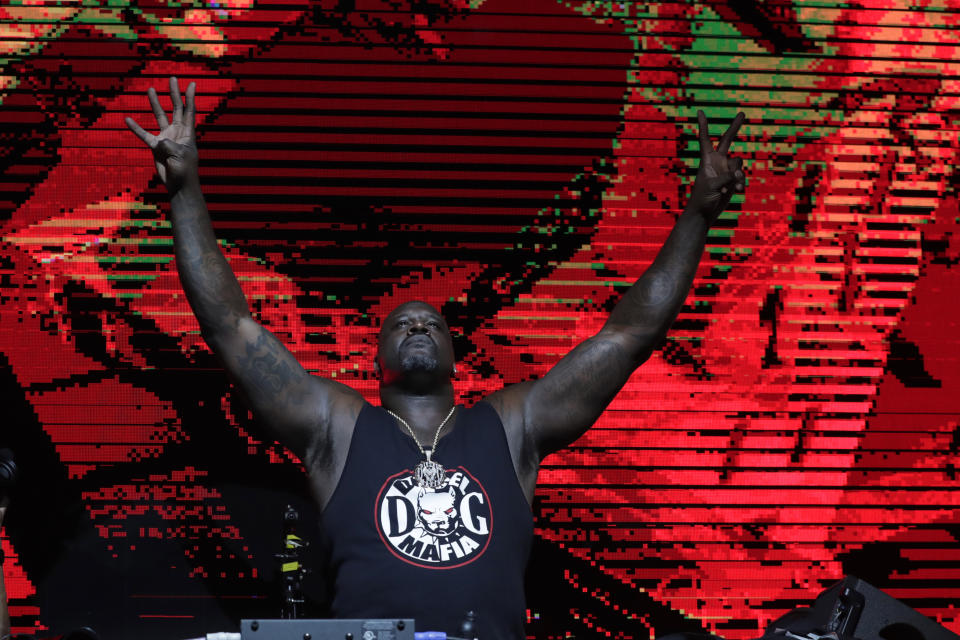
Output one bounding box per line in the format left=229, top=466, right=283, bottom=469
left=690, top=109, right=746, bottom=223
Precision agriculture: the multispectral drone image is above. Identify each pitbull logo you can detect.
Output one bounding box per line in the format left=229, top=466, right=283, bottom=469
left=376, top=466, right=492, bottom=569
left=417, top=486, right=459, bottom=537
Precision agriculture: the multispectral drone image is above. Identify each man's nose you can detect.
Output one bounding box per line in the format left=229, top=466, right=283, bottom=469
left=408, top=321, right=429, bottom=334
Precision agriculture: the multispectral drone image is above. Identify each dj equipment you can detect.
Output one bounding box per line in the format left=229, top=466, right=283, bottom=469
left=276, top=505, right=308, bottom=619
left=762, top=576, right=959, bottom=640
left=240, top=618, right=416, bottom=640
left=660, top=576, right=959, bottom=640
left=656, top=577, right=959, bottom=640
left=457, top=611, right=477, bottom=639
left=0, top=448, right=17, bottom=492
left=235, top=619, right=480, bottom=640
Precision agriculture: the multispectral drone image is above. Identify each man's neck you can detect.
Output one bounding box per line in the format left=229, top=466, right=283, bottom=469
left=380, top=383, right=457, bottom=440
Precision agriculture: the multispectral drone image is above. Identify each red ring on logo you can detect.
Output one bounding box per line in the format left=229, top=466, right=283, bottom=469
left=374, top=465, right=493, bottom=570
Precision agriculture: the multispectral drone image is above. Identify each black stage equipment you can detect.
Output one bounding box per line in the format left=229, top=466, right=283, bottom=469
left=658, top=576, right=959, bottom=640
left=276, top=505, right=308, bottom=619
left=240, top=618, right=416, bottom=640
left=236, top=618, right=482, bottom=640
left=0, top=449, right=17, bottom=495
left=761, top=576, right=959, bottom=640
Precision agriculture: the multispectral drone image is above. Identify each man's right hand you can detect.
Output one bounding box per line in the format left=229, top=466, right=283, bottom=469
left=125, top=76, right=199, bottom=193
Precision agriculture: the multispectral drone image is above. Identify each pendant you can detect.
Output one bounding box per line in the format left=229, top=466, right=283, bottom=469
left=414, top=457, right=446, bottom=489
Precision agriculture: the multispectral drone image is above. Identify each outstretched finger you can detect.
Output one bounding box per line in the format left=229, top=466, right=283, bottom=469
left=184, top=82, right=197, bottom=132
left=125, top=116, right=158, bottom=149
left=170, top=76, right=184, bottom=125
left=147, top=87, right=169, bottom=130
left=717, top=111, right=745, bottom=155
left=697, top=110, right=712, bottom=154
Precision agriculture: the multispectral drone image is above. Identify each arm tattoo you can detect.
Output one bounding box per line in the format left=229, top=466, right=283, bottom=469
left=237, top=331, right=308, bottom=403
left=637, top=269, right=676, bottom=306
left=185, top=252, right=247, bottom=332
left=166, top=187, right=319, bottom=447
left=174, top=214, right=248, bottom=334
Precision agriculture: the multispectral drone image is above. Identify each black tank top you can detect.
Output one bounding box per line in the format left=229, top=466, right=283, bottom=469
left=321, top=401, right=533, bottom=638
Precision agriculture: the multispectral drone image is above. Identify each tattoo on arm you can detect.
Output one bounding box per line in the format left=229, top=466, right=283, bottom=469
left=636, top=269, right=676, bottom=306
left=172, top=205, right=249, bottom=335
left=236, top=331, right=308, bottom=404
left=163, top=185, right=328, bottom=456
left=183, top=251, right=248, bottom=332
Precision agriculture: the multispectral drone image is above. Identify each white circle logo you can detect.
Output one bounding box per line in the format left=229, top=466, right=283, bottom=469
left=375, top=466, right=492, bottom=569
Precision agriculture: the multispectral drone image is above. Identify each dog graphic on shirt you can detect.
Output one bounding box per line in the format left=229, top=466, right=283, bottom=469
left=377, top=467, right=491, bottom=567
left=415, top=486, right=460, bottom=537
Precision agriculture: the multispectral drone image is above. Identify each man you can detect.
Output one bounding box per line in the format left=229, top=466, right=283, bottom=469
left=126, top=77, right=745, bottom=638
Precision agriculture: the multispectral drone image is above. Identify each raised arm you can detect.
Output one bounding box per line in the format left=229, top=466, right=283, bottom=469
left=490, top=111, right=746, bottom=474
left=125, top=78, right=361, bottom=464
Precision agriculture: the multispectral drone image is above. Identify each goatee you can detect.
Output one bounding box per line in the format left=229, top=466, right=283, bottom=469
left=400, top=353, right=439, bottom=372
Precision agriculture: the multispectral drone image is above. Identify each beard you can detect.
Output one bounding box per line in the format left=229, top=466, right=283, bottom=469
left=400, top=353, right=440, bottom=373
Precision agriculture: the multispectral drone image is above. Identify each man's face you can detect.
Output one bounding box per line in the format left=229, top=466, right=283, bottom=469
left=377, top=302, right=455, bottom=382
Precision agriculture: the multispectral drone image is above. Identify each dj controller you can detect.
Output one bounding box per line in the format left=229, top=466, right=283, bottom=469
left=187, top=620, right=464, bottom=640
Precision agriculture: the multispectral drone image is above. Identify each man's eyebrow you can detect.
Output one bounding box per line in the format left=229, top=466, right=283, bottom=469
left=388, top=307, right=444, bottom=320
left=393, top=313, right=446, bottom=326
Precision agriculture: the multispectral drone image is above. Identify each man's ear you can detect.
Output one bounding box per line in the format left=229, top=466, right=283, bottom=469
left=373, top=357, right=380, bottom=376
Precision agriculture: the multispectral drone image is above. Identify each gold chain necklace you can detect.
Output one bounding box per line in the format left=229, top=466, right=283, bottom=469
left=386, top=405, right=456, bottom=489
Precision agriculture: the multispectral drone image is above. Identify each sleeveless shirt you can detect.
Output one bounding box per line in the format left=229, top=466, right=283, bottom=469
left=321, top=401, right=533, bottom=638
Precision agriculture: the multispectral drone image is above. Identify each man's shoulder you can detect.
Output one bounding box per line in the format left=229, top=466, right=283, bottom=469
left=322, top=378, right=366, bottom=425
left=484, top=381, right=533, bottom=424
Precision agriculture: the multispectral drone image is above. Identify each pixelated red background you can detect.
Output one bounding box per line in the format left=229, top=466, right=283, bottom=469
left=1, top=1, right=959, bottom=639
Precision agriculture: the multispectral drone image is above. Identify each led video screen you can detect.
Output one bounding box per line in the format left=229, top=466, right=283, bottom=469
left=0, top=1, right=958, bottom=639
